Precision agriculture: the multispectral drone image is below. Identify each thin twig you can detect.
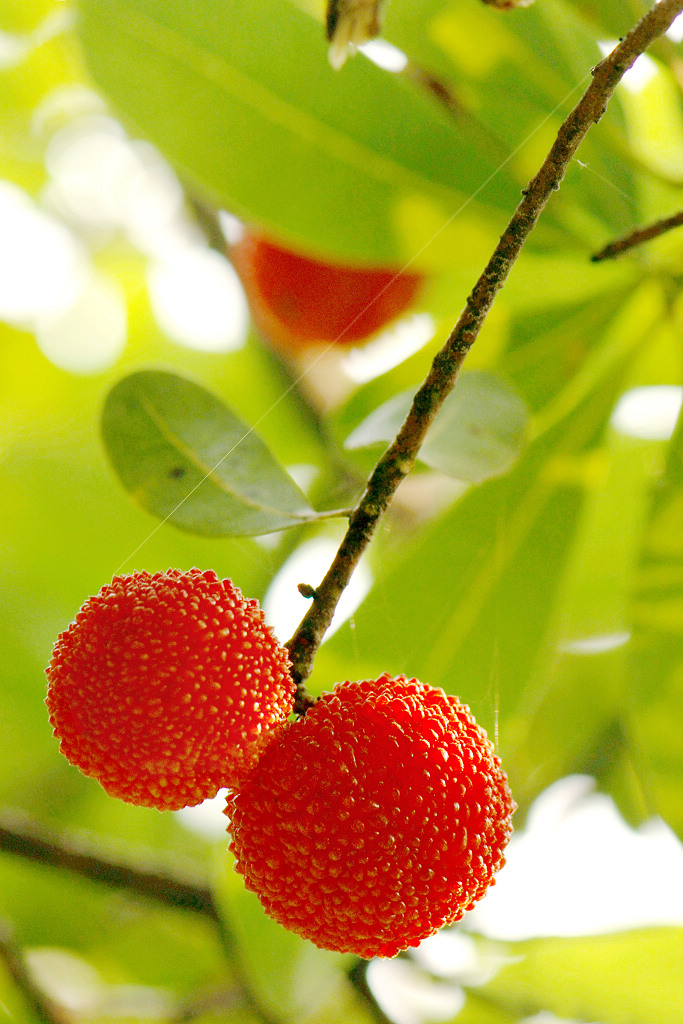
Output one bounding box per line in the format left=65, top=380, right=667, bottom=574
left=591, top=209, right=683, bottom=260
left=0, top=808, right=219, bottom=921
left=0, top=919, right=71, bottom=1024
left=286, top=0, right=683, bottom=693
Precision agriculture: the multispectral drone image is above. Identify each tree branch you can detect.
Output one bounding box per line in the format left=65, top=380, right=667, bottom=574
left=286, top=0, right=683, bottom=695
left=591, top=209, right=683, bottom=261
left=0, top=814, right=284, bottom=1024
left=0, top=808, right=219, bottom=921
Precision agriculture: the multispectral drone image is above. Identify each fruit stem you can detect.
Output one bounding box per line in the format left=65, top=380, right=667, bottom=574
left=286, top=0, right=683, bottom=692
left=301, top=506, right=355, bottom=522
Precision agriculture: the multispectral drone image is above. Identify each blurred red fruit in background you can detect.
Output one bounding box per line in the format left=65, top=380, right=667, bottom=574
left=230, top=229, right=424, bottom=351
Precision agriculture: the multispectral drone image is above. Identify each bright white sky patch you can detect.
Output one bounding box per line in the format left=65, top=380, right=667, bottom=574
left=44, top=115, right=190, bottom=254
left=33, top=84, right=106, bottom=137
left=0, top=29, right=27, bottom=69
left=561, top=631, right=631, bottom=655
left=175, top=791, right=230, bottom=839
left=367, top=957, right=465, bottom=1024
left=611, top=385, right=683, bottom=440
left=523, top=1015, right=583, bottom=1024
left=45, top=115, right=144, bottom=235
left=41, top=114, right=247, bottom=355
left=285, top=463, right=320, bottom=493
left=342, top=312, right=436, bottom=384
left=263, top=536, right=372, bottom=643
left=666, top=11, right=683, bottom=42
left=35, top=272, right=127, bottom=374
left=466, top=775, right=683, bottom=941
left=413, top=931, right=505, bottom=985
left=359, top=38, right=409, bottom=72
left=0, top=181, right=87, bottom=324
left=218, top=210, right=245, bottom=245
left=147, top=247, right=249, bottom=352
left=597, top=41, right=660, bottom=93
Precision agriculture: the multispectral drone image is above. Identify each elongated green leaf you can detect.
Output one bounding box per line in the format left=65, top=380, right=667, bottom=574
left=479, top=929, right=683, bottom=1024
left=384, top=0, right=639, bottom=242
left=319, top=308, right=649, bottom=812
left=628, top=407, right=683, bottom=839
left=505, top=425, right=662, bottom=819
left=321, top=428, right=585, bottom=740
left=345, top=371, right=529, bottom=482
left=76, top=0, right=517, bottom=265
left=566, top=0, right=651, bottom=38
left=101, top=370, right=317, bottom=536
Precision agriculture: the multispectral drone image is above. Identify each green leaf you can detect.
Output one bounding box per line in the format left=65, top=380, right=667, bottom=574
left=445, top=996, right=521, bottom=1024
left=76, top=0, right=518, bottom=265
left=0, top=0, right=56, bottom=33
left=345, top=371, right=529, bottom=482
left=504, top=425, right=663, bottom=819
left=101, top=369, right=318, bottom=537
left=628, top=409, right=683, bottom=839
left=566, top=0, right=650, bottom=38
left=479, top=928, right=683, bottom=1024
left=320, top=311, right=650, bottom=812
left=320, top=429, right=586, bottom=745
left=384, top=0, right=639, bottom=242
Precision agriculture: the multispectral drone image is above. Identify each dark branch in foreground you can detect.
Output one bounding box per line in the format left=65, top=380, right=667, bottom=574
left=591, top=209, right=683, bottom=261
left=0, top=808, right=219, bottom=921
left=0, top=810, right=285, bottom=1024
left=286, top=0, right=683, bottom=692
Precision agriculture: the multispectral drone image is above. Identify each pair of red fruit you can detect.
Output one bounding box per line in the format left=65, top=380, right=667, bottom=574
left=46, top=568, right=514, bottom=960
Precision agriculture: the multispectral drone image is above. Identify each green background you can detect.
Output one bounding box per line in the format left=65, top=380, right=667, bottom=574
left=1, top=0, right=682, bottom=1020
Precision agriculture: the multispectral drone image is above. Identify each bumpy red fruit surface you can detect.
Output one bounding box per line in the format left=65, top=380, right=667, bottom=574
left=227, top=673, right=514, bottom=958
left=45, top=568, right=294, bottom=810
left=230, top=230, right=424, bottom=350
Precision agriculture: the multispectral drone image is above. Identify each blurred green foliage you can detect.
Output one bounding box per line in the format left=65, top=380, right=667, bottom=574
left=1, top=0, right=682, bottom=1021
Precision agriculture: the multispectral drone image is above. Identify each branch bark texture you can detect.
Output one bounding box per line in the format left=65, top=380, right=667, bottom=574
left=286, top=0, right=683, bottom=697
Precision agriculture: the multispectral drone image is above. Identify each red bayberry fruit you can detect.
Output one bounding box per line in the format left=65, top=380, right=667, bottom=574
left=230, top=229, right=424, bottom=351
left=227, top=673, right=514, bottom=958
left=45, top=568, right=294, bottom=810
